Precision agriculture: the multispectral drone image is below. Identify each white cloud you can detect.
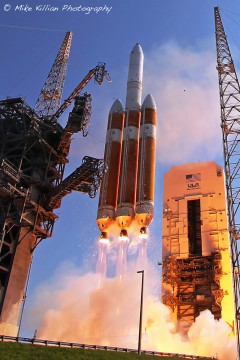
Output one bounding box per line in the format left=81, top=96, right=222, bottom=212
left=66, top=39, right=223, bottom=167
left=144, top=39, right=222, bottom=165
left=26, top=261, right=236, bottom=359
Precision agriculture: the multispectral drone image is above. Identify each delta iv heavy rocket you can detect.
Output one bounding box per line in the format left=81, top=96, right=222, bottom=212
left=97, top=44, right=157, bottom=242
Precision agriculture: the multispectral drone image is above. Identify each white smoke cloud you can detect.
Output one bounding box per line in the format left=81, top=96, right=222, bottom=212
left=144, top=39, right=222, bottom=165
left=24, top=39, right=235, bottom=359
left=26, top=260, right=237, bottom=359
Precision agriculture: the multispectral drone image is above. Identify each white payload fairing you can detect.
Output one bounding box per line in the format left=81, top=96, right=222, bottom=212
left=97, top=43, right=157, bottom=242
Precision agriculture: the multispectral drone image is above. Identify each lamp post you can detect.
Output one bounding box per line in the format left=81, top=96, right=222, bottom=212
left=137, top=270, right=144, bottom=356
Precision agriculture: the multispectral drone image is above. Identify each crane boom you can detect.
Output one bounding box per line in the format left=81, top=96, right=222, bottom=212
left=34, top=31, right=72, bottom=119
left=50, top=62, right=110, bottom=124
left=214, top=7, right=240, bottom=357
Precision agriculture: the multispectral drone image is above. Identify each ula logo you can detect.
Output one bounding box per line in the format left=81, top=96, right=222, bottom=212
left=187, top=182, right=200, bottom=190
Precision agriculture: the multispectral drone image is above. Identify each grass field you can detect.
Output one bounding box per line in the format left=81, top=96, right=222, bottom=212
left=0, top=341, right=215, bottom=360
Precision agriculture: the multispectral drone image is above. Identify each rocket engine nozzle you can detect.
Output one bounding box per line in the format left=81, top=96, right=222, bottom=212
left=99, top=232, right=109, bottom=244
left=139, top=226, right=148, bottom=239
left=119, top=229, right=129, bottom=241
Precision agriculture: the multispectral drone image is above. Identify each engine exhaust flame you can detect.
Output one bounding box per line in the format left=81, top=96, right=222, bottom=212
left=96, top=241, right=108, bottom=277
left=137, top=237, right=148, bottom=268
left=116, top=237, right=129, bottom=277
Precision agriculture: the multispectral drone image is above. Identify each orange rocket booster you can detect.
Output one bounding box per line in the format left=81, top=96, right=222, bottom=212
left=116, top=44, right=144, bottom=240
left=97, top=100, right=124, bottom=241
left=136, top=94, right=157, bottom=238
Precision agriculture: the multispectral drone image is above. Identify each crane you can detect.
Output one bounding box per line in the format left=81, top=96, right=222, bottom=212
left=34, top=31, right=73, bottom=119
left=50, top=62, right=111, bottom=124
left=214, top=7, right=240, bottom=357
left=34, top=30, right=111, bottom=127
left=51, top=62, right=111, bottom=186
left=33, top=32, right=111, bottom=186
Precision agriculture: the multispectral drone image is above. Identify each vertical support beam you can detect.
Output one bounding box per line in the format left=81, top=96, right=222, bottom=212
left=0, top=227, right=36, bottom=336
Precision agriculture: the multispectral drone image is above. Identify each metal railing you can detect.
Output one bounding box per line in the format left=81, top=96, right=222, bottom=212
left=0, top=335, right=216, bottom=359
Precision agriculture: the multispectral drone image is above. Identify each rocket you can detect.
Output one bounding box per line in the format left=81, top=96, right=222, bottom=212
left=97, top=44, right=156, bottom=241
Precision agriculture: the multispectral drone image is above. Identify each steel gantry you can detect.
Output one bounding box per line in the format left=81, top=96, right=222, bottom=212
left=0, top=31, right=110, bottom=336
left=214, top=6, right=240, bottom=356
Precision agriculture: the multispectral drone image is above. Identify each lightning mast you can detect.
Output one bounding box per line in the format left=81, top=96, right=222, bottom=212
left=214, top=7, right=240, bottom=356
left=34, top=31, right=72, bottom=119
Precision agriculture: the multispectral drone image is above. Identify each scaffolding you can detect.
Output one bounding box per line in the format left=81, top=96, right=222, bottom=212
left=162, top=253, right=223, bottom=334
left=47, top=156, right=105, bottom=210
left=0, top=96, right=104, bottom=331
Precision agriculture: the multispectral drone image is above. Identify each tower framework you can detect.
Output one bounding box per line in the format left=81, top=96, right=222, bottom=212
left=0, top=97, right=104, bottom=335
left=0, top=31, right=110, bottom=335
left=215, top=7, right=240, bottom=356
left=34, top=31, right=72, bottom=119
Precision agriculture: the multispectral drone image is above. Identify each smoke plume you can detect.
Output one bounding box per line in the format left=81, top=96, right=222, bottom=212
left=25, top=39, right=235, bottom=359
left=26, top=256, right=236, bottom=359
left=140, top=39, right=221, bottom=165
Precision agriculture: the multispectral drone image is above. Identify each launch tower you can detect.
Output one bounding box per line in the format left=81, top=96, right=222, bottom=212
left=0, top=33, right=109, bottom=335
left=214, top=7, right=240, bottom=355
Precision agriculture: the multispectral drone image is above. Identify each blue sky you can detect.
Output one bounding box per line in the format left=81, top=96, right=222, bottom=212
left=1, top=0, right=240, bottom=339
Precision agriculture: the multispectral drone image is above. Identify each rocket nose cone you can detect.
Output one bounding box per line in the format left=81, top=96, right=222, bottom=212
left=142, top=94, right=157, bottom=110
left=131, top=43, right=143, bottom=55
left=109, top=99, right=124, bottom=114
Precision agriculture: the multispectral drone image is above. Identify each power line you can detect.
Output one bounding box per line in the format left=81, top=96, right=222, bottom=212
left=0, top=24, right=66, bottom=32
left=219, top=11, right=240, bottom=56
left=220, top=7, right=240, bottom=18
left=4, top=42, right=64, bottom=96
